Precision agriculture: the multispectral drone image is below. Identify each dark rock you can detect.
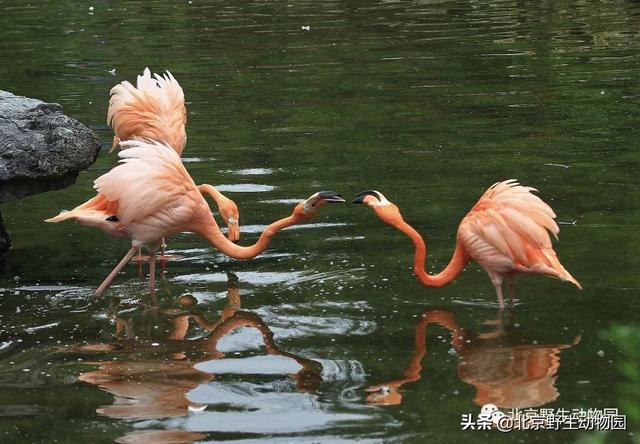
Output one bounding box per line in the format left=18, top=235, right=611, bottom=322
left=0, top=90, right=101, bottom=259
left=0, top=211, right=10, bottom=260
left=0, top=90, right=101, bottom=203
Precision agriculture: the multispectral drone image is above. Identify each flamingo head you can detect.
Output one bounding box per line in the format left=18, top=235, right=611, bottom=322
left=352, top=190, right=403, bottom=226
left=219, top=200, right=241, bottom=242
left=293, top=191, right=345, bottom=221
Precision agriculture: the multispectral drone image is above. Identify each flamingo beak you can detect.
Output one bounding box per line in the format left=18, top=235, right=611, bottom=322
left=352, top=190, right=382, bottom=204
left=226, top=218, right=240, bottom=242
left=308, top=191, right=345, bottom=206
left=302, top=191, right=344, bottom=214
left=318, top=191, right=345, bottom=204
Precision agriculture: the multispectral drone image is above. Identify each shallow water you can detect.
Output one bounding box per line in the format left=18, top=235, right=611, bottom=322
left=1, top=0, right=640, bottom=443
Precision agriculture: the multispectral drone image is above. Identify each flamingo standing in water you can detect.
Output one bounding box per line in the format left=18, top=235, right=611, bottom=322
left=45, top=139, right=344, bottom=297
left=108, top=68, right=240, bottom=241
left=353, top=180, right=581, bottom=307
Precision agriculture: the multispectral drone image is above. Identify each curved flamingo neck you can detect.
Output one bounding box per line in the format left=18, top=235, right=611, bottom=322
left=194, top=211, right=298, bottom=260
left=392, top=217, right=470, bottom=288
left=198, top=184, right=231, bottom=206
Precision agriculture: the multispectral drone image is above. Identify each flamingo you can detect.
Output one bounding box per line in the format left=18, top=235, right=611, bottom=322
left=108, top=67, right=240, bottom=241
left=353, top=180, right=581, bottom=307
left=45, top=139, right=344, bottom=297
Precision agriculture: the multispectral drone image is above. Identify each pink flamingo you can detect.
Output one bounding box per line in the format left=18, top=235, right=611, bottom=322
left=353, top=180, right=581, bottom=307
left=108, top=68, right=240, bottom=241
left=45, top=139, right=344, bottom=297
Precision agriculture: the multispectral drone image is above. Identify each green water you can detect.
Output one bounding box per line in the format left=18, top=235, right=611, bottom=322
left=1, top=0, right=639, bottom=443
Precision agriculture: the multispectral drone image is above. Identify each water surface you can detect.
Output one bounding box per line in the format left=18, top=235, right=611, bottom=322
left=1, top=1, right=639, bottom=443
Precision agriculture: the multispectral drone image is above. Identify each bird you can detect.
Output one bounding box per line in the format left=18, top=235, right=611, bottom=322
left=107, top=67, right=240, bottom=241
left=353, top=180, right=581, bottom=307
left=45, top=139, right=345, bottom=297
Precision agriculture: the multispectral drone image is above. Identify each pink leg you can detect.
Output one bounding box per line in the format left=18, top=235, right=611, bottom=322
left=160, top=238, right=167, bottom=273
left=149, top=250, right=157, bottom=295
left=149, top=249, right=159, bottom=306
left=495, top=286, right=505, bottom=308
left=94, top=246, right=139, bottom=297
left=489, top=274, right=505, bottom=308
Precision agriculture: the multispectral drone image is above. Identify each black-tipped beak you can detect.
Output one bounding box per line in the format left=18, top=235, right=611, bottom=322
left=315, top=191, right=345, bottom=205
left=352, top=190, right=381, bottom=204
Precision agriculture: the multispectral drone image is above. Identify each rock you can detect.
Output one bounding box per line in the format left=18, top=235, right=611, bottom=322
left=0, top=90, right=101, bottom=203
left=0, top=90, right=101, bottom=259
left=0, top=211, right=10, bottom=261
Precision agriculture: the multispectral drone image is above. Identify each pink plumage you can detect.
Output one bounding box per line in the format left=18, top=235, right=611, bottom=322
left=458, top=180, right=581, bottom=289
left=106, top=67, right=242, bottom=242
left=107, top=67, right=187, bottom=154
left=47, top=139, right=201, bottom=245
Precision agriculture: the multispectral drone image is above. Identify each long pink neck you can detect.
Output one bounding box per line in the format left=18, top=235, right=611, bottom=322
left=393, top=218, right=470, bottom=288
left=198, top=184, right=231, bottom=206
left=194, top=212, right=297, bottom=260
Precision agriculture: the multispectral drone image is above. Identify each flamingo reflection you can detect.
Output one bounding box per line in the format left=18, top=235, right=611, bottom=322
left=73, top=274, right=322, bottom=442
left=366, top=309, right=580, bottom=408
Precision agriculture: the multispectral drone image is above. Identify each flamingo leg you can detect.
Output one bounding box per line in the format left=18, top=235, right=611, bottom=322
left=149, top=249, right=159, bottom=306
left=489, top=274, right=505, bottom=308
left=149, top=250, right=157, bottom=295
left=94, top=246, right=139, bottom=297
left=160, top=237, right=168, bottom=273
left=494, top=285, right=505, bottom=308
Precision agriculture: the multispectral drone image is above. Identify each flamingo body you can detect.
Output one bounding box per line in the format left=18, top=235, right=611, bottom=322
left=354, top=180, right=581, bottom=306
left=47, top=140, right=344, bottom=297
left=108, top=68, right=240, bottom=241
left=48, top=140, right=201, bottom=246
left=457, top=180, right=580, bottom=288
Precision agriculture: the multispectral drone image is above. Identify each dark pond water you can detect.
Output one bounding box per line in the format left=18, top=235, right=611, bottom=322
left=1, top=0, right=640, bottom=443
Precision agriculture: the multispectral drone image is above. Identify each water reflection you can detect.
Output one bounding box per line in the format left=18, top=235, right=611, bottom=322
left=366, top=308, right=581, bottom=408
left=70, top=274, right=362, bottom=441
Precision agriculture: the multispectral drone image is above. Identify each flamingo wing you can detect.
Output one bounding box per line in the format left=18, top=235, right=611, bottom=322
left=457, top=180, right=580, bottom=288
left=108, top=68, right=187, bottom=154
left=94, top=139, right=199, bottom=228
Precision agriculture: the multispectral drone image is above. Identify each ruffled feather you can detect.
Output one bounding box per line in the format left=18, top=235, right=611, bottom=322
left=459, top=180, right=581, bottom=288
left=107, top=67, right=187, bottom=154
